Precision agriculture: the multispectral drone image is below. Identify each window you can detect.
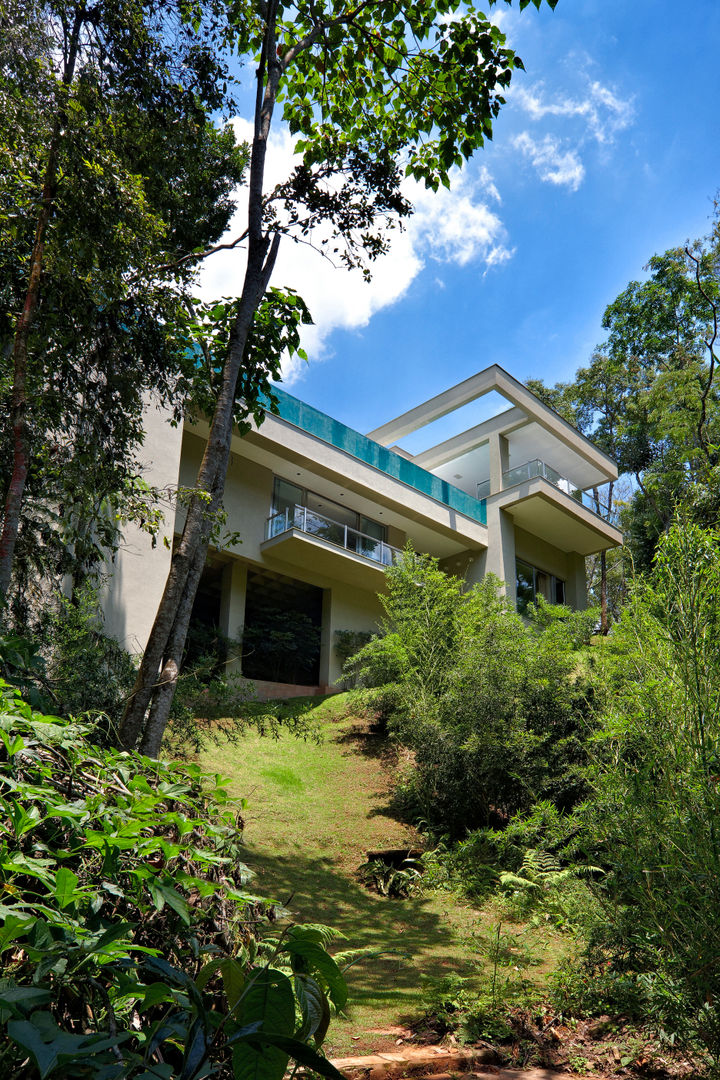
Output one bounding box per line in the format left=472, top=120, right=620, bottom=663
left=515, top=558, right=566, bottom=614
left=271, top=477, right=387, bottom=543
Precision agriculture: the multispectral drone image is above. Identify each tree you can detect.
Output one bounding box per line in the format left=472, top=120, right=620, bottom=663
left=118, top=0, right=559, bottom=754
left=0, top=0, right=248, bottom=610
left=347, top=550, right=597, bottom=834
left=528, top=211, right=720, bottom=610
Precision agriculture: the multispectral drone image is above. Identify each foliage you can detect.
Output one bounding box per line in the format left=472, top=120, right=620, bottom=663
left=564, top=520, right=720, bottom=1061
left=498, top=849, right=600, bottom=933
left=242, top=604, right=321, bottom=686
left=0, top=0, right=254, bottom=606
left=419, top=958, right=536, bottom=1044
left=0, top=682, right=346, bottom=1078
left=348, top=550, right=599, bottom=835
left=42, top=587, right=137, bottom=730
left=333, top=630, right=373, bottom=685
left=530, top=209, right=720, bottom=577
left=357, top=855, right=423, bottom=898
left=0, top=632, right=49, bottom=710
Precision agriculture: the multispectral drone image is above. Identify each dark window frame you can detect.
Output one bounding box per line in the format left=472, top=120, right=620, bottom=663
left=515, top=558, right=566, bottom=614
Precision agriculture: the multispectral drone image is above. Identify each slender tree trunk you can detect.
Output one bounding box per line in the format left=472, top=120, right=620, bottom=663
left=600, top=549, right=608, bottom=635
left=139, top=543, right=208, bottom=757
left=118, top=2, right=284, bottom=752
left=0, top=10, right=83, bottom=612
left=599, top=478, right=614, bottom=634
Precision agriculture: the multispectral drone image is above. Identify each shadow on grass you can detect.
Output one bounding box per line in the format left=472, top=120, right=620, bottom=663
left=245, top=845, right=480, bottom=1019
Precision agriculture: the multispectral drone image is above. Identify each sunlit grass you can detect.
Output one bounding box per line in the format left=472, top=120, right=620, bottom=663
left=201, top=695, right=569, bottom=1056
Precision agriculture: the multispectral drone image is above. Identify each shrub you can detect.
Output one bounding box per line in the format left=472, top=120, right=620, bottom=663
left=349, top=550, right=599, bottom=835
left=0, top=682, right=346, bottom=1079
left=565, top=520, right=720, bottom=1060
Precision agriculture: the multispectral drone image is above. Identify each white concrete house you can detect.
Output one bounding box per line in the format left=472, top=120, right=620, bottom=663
left=102, top=366, right=622, bottom=695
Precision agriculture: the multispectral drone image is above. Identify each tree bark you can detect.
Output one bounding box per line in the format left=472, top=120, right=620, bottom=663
left=599, top=549, right=608, bottom=635
left=139, top=543, right=208, bottom=757
left=118, top=2, right=284, bottom=752
left=0, top=9, right=83, bottom=612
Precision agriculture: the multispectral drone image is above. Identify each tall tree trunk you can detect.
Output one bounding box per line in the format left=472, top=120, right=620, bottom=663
left=0, top=10, right=83, bottom=613
left=118, top=2, right=284, bottom=752
left=599, top=549, right=608, bottom=635
left=139, top=543, right=208, bottom=757
left=599, top=479, right=614, bottom=634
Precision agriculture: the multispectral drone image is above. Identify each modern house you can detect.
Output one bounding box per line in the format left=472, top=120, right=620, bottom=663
left=101, top=366, right=622, bottom=696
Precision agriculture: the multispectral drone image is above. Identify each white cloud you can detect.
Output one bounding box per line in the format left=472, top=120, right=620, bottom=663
left=508, top=76, right=633, bottom=191
left=513, top=78, right=634, bottom=145
left=511, top=132, right=585, bottom=191
left=198, top=121, right=510, bottom=381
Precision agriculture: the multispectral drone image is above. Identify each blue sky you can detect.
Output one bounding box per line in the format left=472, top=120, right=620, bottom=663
left=200, top=0, right=720, bottom=451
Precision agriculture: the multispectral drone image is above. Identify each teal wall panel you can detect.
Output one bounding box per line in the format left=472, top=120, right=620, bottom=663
left=265, top=387, right=487, bottom=527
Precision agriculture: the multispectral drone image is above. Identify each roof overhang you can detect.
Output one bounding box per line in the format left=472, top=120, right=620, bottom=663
left=492, top=479, right=623, bottom=556
left=367, top=365, right=618, bottom=488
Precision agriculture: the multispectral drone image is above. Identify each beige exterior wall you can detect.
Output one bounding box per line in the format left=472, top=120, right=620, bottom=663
left=178, top=433, right=273, bottom=563
left=101, top=400, right=183, bottom=654
left=321, top=581, right=384, bottom=686
left=515, top=526, right=572, bottom=583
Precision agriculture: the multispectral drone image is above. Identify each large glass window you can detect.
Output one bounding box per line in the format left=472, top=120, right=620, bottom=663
left=271, top=476, right=387, bottom=546
left=515, top=559, right=566, bottom=614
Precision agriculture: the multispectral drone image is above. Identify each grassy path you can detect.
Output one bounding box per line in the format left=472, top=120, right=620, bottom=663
left=201, top=697, right=561, bottom=1057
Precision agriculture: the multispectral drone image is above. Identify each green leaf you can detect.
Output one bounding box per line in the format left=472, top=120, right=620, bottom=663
left=7, top=1014, right=128, bottom=1079
left=231, top=968, right=295, bottom=1080
left=54, top=867, right=80, bottom=909
left=0, top=984, right=53, bottom=1014
left=294, top=974, right=331, bottom=1045
left=231, top=1031, right=346, bottom=1080
left=220, top=958, right=246, bottom=1010
left=284, top=940, right=347, bottom=1009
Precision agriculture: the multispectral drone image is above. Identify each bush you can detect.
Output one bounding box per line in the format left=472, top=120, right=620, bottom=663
left=565, top=520, right=720, bottom=1060
left=0, top=682, right=346, bottom=1079
left=349, top=550, right=599, bottom=835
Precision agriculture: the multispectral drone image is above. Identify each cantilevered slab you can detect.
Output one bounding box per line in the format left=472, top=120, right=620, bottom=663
left=367, top=365, right=618, bottom=485
left=414, top=406, right=528, bottom=469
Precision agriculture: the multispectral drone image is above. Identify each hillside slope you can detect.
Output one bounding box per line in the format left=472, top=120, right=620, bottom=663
left=200, top=697, right=559, bottom=1057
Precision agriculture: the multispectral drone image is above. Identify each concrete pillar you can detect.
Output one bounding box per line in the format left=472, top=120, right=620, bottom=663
left=484, top=503, right=517, bottom=607
left=462, top=548, right=487, bottom=587
left=219, top=560, right=248, bottom=670
left=565, top=551, right=588, bottom=611
left=488, top=432, right=510, bottom=494
left=319, top=589, right=333, bottom=688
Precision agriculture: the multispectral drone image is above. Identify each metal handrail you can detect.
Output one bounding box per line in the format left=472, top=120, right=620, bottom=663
left=477, top=459, right=613, bottom=520
left=266, top=505, right=402, bottom=567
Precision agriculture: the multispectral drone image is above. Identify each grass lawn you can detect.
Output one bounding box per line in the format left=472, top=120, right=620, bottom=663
left=200, top=695, right=567, bottom=1057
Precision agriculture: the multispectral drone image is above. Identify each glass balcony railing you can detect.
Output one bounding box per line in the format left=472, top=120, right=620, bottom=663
left=476, top=459, right=612, bottom=520
left=266, top=505, right=402, bottom=567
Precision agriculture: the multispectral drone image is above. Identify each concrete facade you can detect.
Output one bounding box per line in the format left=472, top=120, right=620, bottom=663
left=103, top=368, right=622, bottom=695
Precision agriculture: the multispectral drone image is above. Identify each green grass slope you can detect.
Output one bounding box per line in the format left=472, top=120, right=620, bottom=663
left=201, top=695, right=564, bottom=1056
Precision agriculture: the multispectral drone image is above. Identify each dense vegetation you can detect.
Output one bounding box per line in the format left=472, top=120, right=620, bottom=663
left=345, top=520, right=720, bottom=1068
left=347, top=550, right=597, bottom=835
left=0, top=681, right=346, bottom=1079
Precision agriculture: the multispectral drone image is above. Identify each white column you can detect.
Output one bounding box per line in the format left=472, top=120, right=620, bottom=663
left=484, top=503, right=517, bottom=606
left=565, top=552, right=588, bottom=611
left=488, top=432, right=510, bottom=494
left=219, top=560, right=248, bottom=670
left=318, top=589, right=333, bottom=688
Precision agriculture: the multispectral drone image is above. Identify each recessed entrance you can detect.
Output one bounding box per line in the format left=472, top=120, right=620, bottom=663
left=242, top=568, right=323, bottom=685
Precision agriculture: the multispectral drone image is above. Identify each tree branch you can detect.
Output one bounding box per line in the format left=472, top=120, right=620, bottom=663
left=685, top=245, right=719, bottom=457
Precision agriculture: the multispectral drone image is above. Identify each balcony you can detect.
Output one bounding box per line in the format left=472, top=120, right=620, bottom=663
left=266, top=505, right=402, bottom=568
left=477, top=459, right=612, bottom=520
